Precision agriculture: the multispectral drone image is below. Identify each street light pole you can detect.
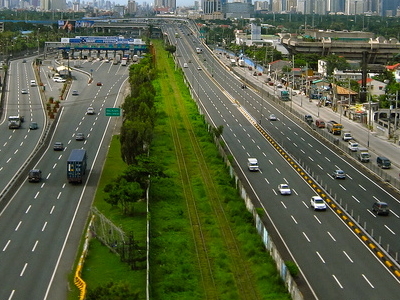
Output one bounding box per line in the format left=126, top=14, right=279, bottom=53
left=37, top=28, right=40, bottom=55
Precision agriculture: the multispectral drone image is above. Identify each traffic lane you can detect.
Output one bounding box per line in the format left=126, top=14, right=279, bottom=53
left=180, top=38, right=400, bottom=292
left=268, top=118, right=400, bottom=252
left=262, top=180, right=400, bottom=299
left=0, top=179, right=88, bottom=300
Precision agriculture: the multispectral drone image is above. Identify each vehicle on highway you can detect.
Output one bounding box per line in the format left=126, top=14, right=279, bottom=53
left=8, top=115, right=22, bottom=129
left=97, top=82, right=102, bottom=86
left=269, top=114, right=277, bottom=121
left=30, top=79, right=36, bottom=86
left=183, top=63, right=188, bottom=68
left=29, top=122, right=38, bottom=130
left=53, top=77, right=66, bottom=83
left=332, top=169, right=346, bottom=179
left=372, top=201, right=389, bottom=216
left=197, top=66, right=202, bottom=70
left=104, top=59, right=110, bottom=63
left=28, top=169, right=42, bottom=182
left=72, top=90, right=79, bottom=96
left=310, top=196, right=327, bottom=210
left=358, top=148, right=370, bottom=162
left=21, top=89, right=28, bottom=94
left=377, top=156, right=391, bottom=169
left=67, top=149, right=87, bottom=183
left=348, top=141, right=358, bottom=152
left=277, top=184, right=291, bottom=195
left=86, top=107, right=95, bottom=115
left=22, top=59, right=26, bottom=63
left=304, top=114, right=313, bottom=124
left=315, top=119, right=325, bottom=128
left=75, top=133, right=85, bottom=141
left=53, top=142, right=64, bottom=151
left=247, top=158, right=259, bottom=171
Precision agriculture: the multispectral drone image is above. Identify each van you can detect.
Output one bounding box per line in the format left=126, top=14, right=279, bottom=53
left=183, top=63, right=188, bottom=68
left=377, top=156, right=391, bottom=169
left=315, top=119, right=325, bottom=128
left=30, top=80, right=36, bottom=87
left=247, top=158, right=259, bottom=172
left=372, top=201, right=389, bottom=216
left=28, top=169, right=42, bottom=182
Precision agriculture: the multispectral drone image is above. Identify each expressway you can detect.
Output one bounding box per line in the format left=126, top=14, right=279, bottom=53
left=167, top=24, right=400, bottom=299
left=0, top=58, right=46, bottom=197
left=0, top=57, right=129, bottom=300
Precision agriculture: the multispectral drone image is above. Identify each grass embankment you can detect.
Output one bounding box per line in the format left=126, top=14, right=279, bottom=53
left=78, top=40, right=290, bottom=300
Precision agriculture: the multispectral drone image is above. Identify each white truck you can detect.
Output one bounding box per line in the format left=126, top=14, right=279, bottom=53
left=358, top=148, right=371, bottom=162
left=113, top=54, right=121, bottom=65
left=8, top=115, right=23, bottom=129
left=121, top=58, right=128, bottom=66
left=247, top=158, right=259, bottom=171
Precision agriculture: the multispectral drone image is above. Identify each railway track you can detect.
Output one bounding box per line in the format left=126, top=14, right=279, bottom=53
left=158, top=46, right=262, bottom=299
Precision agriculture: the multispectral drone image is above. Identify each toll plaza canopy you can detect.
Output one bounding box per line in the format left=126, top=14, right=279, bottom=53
left=45, top=36, right=148, bottom=53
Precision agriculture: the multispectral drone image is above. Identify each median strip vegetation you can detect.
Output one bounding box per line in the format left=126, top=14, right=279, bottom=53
left=78, top=40, right=290, bottom=300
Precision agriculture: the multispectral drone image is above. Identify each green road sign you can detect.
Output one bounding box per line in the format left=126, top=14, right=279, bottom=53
left=105, top=107, right=121, bottom=116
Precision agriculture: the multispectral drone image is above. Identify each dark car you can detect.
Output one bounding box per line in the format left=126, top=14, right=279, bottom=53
left=305, top=115, right=313, bottom=124
left=29, top=122, right=38, bottom=130
left=28, top=169, right=42, bottom=182
left=372, top=201, right=389, bottom=216
left=53, top=142, right=64, bottom=151
left=96, top=82, right=102, bottom=86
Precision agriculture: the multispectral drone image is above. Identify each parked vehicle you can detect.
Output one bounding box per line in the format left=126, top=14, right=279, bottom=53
left=327, top=120, right=343, bottom=135
left=377, top=156, right=391, bottom=169
left=247, top=158, right=259, bottom=171
left=358, top=148, right=370, bottom=162
left=315, top=119, right=325, bottom=128
left=67, top=149, right=87, bottom=183
left=28, top=169, right=42, bottom=182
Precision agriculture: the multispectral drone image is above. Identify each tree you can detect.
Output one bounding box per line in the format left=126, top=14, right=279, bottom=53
left=104, top=178, right=144, bottom=215
left=86, top=281, right=139, bottom=300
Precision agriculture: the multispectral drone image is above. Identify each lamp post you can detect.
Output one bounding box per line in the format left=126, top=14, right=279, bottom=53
left=37, top=28, right=40, bottom=55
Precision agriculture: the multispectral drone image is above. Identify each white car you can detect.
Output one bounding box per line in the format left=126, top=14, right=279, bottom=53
left=53, top=77, right=66, bottom=83
left=269, top=114, right=277, bottom=121
left=86, top=107, right=95, bottom=115
left=310, top=196, right=327, bottom=210
left=348, top=141, right=358, bottom=152
left=277, top=184, right=291, bottom=195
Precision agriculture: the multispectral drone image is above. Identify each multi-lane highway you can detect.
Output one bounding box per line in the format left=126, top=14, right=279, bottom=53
left=167, top=24, right=400, bottom=299
left=0, top=57, right=129, bottom=299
